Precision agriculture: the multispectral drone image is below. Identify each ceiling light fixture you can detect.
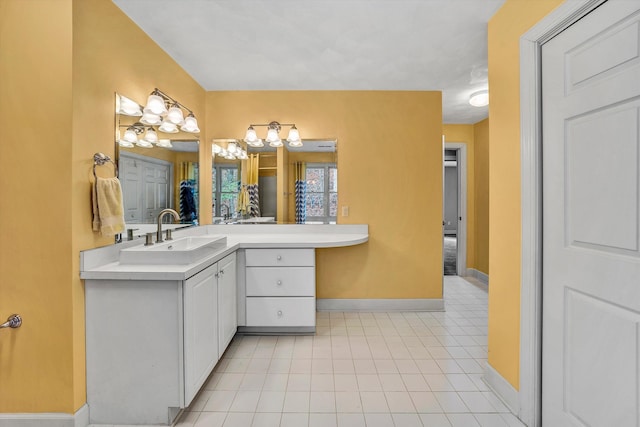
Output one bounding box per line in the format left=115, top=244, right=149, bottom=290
left=243, top=121, right=302, bottom=148
left=469, top=90, right=489, bottom=107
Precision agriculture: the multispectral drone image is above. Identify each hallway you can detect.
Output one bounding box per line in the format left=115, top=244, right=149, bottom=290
left=150, top=277, right=526, bottom=427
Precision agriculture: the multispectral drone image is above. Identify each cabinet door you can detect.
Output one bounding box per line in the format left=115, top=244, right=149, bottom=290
left=184, top=265, right=218, bottom=405
left=218, top=253, right=237, bottom=358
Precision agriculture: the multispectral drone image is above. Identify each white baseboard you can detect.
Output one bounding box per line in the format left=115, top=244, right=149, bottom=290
left=467, top=268, right=489, bottom=286
left=317, top=298, right=444, bottom=312
left=0, top=404, right=88, bottom=427
left=484, top=363, right=520, bottom=415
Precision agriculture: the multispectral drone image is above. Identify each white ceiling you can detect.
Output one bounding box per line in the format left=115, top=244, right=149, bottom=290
left=113, top=0, right=504, bottom=124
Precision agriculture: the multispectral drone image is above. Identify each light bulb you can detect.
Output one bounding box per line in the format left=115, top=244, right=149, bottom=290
left=266, top=128, right=282, bottom=147
left=119, top=95, right=142, bottom=116
left=140, top=112, right=162, bottom=125
left=123, top=129, right=138, bottom=143
left=144, top=93, right=167, bottom=115
left=136, top=140, right=154, bottom=148
left=244, top=126, right=257, bottom=143
left=180, top=114, right=200, bottom=133
left=228, top=141, right=237, bottom=154
left=143, top=127, right=158, bottom=144
left=166, top=103, right=184, bottom=125
left=159, top=120, right=179, bottom=133
left=286, top=125, right=300, bottom=143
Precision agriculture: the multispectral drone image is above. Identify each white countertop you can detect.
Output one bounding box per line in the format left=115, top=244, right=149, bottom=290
left=80, top=224, right=368, bottom=281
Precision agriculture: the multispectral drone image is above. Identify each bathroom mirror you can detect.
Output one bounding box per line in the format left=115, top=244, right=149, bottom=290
left=115, top=93, right=200, bottom=239
left=212, top=138, right=337, bottom=224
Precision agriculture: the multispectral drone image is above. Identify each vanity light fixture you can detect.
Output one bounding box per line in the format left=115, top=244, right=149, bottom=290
left=212, top=139, right=248, bottom=160
left=243, top=121, right=302, bottom=148
left=469, top=90, right=489, bottom=107
left=142, top=88, right=200, bottom=134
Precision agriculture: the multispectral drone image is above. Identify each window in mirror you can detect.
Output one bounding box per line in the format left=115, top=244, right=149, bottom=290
left=212, top=165, right=239, bottom=219
left=305, top=163, right=337, bottom=224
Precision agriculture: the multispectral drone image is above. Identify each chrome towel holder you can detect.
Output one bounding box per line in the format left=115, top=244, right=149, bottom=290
left=93, top=153, right=118, bottom=179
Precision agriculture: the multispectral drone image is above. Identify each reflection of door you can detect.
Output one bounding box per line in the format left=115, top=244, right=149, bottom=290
left=542, top=1, right=640, bottom=425
left=120, top=152, right=173, bottom=223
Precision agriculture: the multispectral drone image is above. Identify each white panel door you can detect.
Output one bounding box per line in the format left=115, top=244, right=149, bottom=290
left=119, top=156, right=143, bottom=223
left=542, top=1, right=640, bottom=426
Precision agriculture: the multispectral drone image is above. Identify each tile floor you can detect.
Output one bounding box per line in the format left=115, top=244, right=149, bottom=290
left=96, top=276, right=526, bottom=427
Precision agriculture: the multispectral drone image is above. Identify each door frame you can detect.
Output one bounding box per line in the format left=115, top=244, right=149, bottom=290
left=519, top=1, right=607, bottom=426
left=444, top=142, right=467, bottom=276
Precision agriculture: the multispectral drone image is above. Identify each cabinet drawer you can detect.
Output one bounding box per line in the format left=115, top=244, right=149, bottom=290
left=245, top=249, right=314, bottom=267
left=246, top=267, right=315, bottom=297
left=246, top=297, right=316, bottom=327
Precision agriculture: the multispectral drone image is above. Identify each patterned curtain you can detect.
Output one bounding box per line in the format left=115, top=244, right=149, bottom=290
left=247, top=154, right=261, bottom=217
left=294, top=161, right=306, bottom=224
left=179, top=162, right=197, bottom=223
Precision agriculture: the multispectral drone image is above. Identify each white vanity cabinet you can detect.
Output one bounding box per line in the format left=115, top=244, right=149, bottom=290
left=183, top=266, right=219, bottom=405
left=85, top=253, right=237, bottom=426
left=244, top=248, right=316, bottom=332
left=217, top=253, right=237, bottom=358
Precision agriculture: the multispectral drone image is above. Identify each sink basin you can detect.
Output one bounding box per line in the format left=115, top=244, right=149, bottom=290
left=119, top=235, right=227, bottom=265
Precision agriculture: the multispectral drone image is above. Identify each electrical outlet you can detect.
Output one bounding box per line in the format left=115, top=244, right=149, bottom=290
left=342, top=206, right=349, bottom=216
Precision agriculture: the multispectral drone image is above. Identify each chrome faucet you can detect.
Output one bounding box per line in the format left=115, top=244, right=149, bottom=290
left=221, top=204, right=230, bottom=220
left=156, top=209, right=180, bottom=243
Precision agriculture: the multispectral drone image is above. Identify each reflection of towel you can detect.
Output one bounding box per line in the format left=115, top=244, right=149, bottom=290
left=237, top=186, right=250, bottom=215
left=92, top=177, right=125, bottom=236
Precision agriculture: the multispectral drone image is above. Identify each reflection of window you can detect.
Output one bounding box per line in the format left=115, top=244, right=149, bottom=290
left=305, top=163, right=337, bottom=223
left=212, top=165, right=239, bottom=217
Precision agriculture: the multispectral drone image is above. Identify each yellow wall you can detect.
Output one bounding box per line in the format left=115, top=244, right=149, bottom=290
left=0, top=0, right=206, bottom=414
left=442, top=125, right=477, bottom=271
left=207, top=91, right=444, bottom=299
left=474, top=119, right=490, bottom=274
left=0, top=0, right=74, bottom=413
left=487, top=0, right=564, bottom=389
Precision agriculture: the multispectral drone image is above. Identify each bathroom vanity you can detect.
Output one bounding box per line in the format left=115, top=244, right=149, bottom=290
left=80, top=224, right=367, bottom=426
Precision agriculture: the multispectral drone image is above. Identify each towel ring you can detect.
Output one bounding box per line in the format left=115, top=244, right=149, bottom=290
left=93, top=153, right=118, bottom=179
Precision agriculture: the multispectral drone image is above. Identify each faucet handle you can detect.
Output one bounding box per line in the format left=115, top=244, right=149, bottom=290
left=127, top=228, right=139, bottom=241
left=145, top=232, right=154, bottom=246
left=165, top=229, right=173, bottom=241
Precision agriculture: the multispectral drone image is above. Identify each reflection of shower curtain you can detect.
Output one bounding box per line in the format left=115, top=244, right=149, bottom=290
left=247, top=154, right=261, bottom=217
left=179, top=161, right=198, bottom=223
left=179, top=180, right=197, bottom=223
left=294, top=161, right=306, bottom=224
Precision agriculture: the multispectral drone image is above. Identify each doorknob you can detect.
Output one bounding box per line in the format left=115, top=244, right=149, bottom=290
left=1, top=314, right=22, bottom=330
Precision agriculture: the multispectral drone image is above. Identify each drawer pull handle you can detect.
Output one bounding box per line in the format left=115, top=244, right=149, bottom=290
left=276, top=255, right=282, bottom=261
left=277, top=280, right=282, bottom=286
left=277, top=310, right=283, bottom=317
